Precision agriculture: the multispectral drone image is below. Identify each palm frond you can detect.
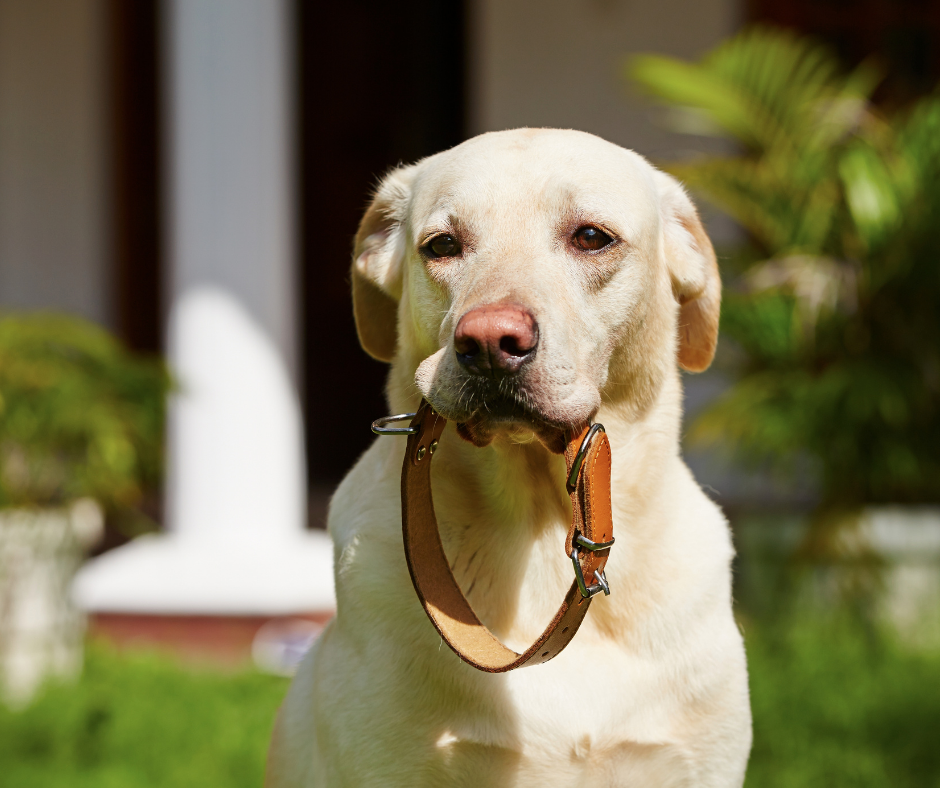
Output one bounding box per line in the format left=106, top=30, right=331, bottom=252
left=627, top=26, right=940, bottom=508
left=629, top=26, right=881, bottom=155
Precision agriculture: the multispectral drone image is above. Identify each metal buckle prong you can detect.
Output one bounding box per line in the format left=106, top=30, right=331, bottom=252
left=371, top=413, right=419, bottom=436
left=570, top=529, right=613, bottom=598
left=566, top=423, right=605, bottom=494
left=570, top=547, right=611, bottom=598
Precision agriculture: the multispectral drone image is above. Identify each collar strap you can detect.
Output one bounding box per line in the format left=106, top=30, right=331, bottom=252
left=374, top=399, right=614, bottom=673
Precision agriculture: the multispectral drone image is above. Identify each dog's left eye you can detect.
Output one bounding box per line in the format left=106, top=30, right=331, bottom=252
left=573, top=226, right=614, bottom=252
left=423, top=234, right=461, bottom=258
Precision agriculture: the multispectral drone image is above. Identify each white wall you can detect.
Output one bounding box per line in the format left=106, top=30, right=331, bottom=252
left=469, top=0, right=741, bottom=242
left=0, top=0, right=112, bottom=326
left=471, top=0, right=739, bottom=153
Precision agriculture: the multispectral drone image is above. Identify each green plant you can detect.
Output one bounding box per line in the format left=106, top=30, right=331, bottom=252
left=0, top=313, right=170, bottom=511
left=0, top=644, right=287, bottom=788
left=744, top=612, right=940, bottom=788
left=629, top=26, right=940, bottom=510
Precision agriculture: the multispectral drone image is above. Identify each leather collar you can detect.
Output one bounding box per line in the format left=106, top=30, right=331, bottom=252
left=387, top=399, right=614, bottom=673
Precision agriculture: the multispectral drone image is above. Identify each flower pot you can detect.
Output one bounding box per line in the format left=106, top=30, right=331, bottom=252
left=0, top=500, right=102, bottom=706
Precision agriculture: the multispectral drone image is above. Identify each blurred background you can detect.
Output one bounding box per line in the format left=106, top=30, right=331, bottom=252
left=0, top=0, right=938, bottom=785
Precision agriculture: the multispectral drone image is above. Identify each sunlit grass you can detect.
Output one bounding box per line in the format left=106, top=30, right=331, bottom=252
left=745, top=615, right=940, bottom=788
left=0, top=644, right=288, bottom=788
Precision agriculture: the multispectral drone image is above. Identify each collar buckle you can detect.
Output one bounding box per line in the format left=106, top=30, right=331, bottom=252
left=570, top=532, right=613, bottom=598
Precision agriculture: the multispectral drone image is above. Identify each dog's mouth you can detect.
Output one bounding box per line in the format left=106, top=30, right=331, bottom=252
left=416, top=346, right=599, bottom=454
left=445, top=383, right=575, bottom=454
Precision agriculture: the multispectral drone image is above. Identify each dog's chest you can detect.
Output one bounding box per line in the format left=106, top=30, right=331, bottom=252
left=424, top=695, right=697, bottom=788
left=411, top=640, right=700, bottom=784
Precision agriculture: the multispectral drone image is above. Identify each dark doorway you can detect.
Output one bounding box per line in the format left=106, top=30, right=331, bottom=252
left=108, top=0, right=163, bottom=354
left=298, top=1, right=467, bottom=486
left=748, top=0, right=940, bottom=103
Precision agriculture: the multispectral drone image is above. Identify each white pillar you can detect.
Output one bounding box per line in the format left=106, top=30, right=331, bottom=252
left=75, top=0, right=333, bottom=616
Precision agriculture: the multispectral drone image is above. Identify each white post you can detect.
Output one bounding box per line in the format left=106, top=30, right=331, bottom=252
left=75, top=0, right=333, bottom=617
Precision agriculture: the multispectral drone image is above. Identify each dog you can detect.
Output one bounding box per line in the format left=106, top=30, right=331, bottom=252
left=266, top=128, right=752, bottom=787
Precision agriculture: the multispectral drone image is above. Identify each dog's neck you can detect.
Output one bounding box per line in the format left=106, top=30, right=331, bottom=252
left=386, top=364, right=686, bottom=649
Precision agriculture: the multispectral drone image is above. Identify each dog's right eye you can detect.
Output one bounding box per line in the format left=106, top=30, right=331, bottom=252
left=423, top=234, right=461, bottom=259
left=573, top=226, right=614, bottom=252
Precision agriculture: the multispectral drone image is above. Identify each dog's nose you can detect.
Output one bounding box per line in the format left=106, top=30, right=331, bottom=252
left=453, top=304, right=539, bottom=378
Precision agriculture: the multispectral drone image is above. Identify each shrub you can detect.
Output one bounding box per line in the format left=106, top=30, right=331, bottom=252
left=629, top=27, right=940, bottom=511
left=0, top=313, right=170, bottom=511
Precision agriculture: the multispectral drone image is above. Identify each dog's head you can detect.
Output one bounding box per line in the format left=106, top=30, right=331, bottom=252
left=352, top=129, right=719, bottom=453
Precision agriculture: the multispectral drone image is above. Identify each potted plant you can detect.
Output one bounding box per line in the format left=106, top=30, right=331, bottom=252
left=0, top=313, right=170, bottom=704
left=629, top=27, right=940, bottom=640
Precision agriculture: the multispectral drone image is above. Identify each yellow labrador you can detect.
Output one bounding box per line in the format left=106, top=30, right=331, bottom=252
left=267, top=129, right=751, bottom=787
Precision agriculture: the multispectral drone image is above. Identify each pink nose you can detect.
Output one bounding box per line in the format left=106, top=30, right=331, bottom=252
left=453, top=303, right=539, bottom=378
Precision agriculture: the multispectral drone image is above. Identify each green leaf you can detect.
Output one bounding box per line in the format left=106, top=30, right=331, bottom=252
left=0, top=313, right=171, bottom=509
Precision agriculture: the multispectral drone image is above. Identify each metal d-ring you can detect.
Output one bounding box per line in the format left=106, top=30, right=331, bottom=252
left=574, top=532, right=615, bottom=552
left=371, top=412, right=419, bottom=436
left=566, top=423, right=606, bottom=494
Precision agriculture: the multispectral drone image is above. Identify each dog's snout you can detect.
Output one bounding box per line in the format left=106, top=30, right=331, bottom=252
left=454, top=304, right=538, bottom=378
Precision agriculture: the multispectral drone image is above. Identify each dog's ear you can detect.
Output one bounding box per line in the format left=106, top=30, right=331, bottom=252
left=655, top=171, right=722, bottom=373
left=351, top=165, right=417, bottom=362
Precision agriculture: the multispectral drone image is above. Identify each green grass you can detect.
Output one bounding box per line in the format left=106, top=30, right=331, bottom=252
left=745, top=616, right=940, bottom=788
left=0, top=645, right=288, bottom=788
left=1, top=619, right=938, bottom=787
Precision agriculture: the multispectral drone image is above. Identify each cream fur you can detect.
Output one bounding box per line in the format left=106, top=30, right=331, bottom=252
left=266, top=129, right=751, bottom=787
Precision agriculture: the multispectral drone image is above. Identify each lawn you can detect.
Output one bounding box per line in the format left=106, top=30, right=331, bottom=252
left=0, top=646, right=288, bottom=788
left=1, top=617, right=938, bottom=787
left=745, top=616, right=940, bottom=788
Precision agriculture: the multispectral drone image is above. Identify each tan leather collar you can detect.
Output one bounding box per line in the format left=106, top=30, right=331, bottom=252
left=376, top=400, right=614, bottom=673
